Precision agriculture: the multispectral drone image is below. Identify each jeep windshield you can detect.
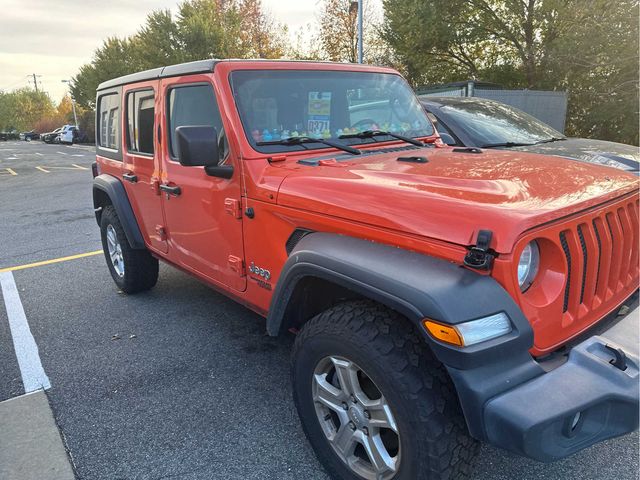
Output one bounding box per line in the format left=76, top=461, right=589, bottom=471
left=230, top=70, right=434, bottom=154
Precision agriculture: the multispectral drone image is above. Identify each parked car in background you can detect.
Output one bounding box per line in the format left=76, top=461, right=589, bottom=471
left=20, top=130, right=40, bottom=141
left=59, top=125, right=80, bottom=145
left=420, top=96, right=640, bottom=174
left=41, top=127, right=63, bottom=144
left=1, top=130, right=19, bottom=141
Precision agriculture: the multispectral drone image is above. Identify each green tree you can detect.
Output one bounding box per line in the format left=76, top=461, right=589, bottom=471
left=0, top=88, right=55, bottom=131
left=71, top=0, right=284, bottom=109
left=382, top=0, right=639, bottom=144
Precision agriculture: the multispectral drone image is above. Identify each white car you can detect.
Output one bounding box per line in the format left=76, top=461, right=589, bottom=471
left=58, top=125, right=79, bottom=145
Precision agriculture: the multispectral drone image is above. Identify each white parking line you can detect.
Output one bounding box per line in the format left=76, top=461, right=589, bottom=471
left=35, top=152, right=43, bottom=156
left=56, top=152, right=68, bottom=156
left=0, top=272, right=51, bottom=392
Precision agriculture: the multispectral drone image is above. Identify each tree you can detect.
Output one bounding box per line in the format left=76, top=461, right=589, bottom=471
left=382, top=0, right=639, bottom=144
left=316, top=0, right=386, bottom=63
left=0, top=88, right=55, bottom=131
left=71, top=0, right=284, bottom=109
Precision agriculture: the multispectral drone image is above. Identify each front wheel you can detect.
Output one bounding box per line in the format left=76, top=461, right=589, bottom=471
left=100, top=205, right=158, bottom=294
left=291, top=300, right=478, bottom=480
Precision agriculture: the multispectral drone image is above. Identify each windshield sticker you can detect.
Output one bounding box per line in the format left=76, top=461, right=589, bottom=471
left=308, top=92, right=332, bottom=136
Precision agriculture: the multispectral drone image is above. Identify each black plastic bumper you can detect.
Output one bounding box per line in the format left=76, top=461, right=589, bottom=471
left=483, top=304, right=639, bottom=462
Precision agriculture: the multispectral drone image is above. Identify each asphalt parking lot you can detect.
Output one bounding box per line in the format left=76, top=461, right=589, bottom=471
left=0, top=140, right=638, bottom=479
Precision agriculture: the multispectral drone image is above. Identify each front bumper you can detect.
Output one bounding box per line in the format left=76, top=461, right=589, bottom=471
left=483, top=301, right=639, bottom=462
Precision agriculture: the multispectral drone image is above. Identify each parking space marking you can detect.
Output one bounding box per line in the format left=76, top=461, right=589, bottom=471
left=0, top=168, right=17, bottom=176
left=71, top=164, right=88, bottom=170
left=35, top=152, right=43, bottom=156
left=71, top=154, right=85, bottom=157
left=0, top=250, right=103, bottom=274
left=35, top=166, right=50, bottom=173
left=0, top=271, right=51, bottom=392
left=56, top=152, right=68, bottom=156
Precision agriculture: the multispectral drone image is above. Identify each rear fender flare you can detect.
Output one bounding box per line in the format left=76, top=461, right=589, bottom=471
left=92, top=174, right=145, bottom=249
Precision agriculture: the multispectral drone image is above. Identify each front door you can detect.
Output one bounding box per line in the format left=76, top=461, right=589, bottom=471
left=159, top=77, right=246, bottom=291
left=121, top=81, right=167, bottom=253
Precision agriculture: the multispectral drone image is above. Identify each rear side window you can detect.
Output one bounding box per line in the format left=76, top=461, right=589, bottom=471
left=167, top=84, right=227, bottom=161
left=97, top=93, right=120, bottom=151
left=126, top=90, right=155, bottom=155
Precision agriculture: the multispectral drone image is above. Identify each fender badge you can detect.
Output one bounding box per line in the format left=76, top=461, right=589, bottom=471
left=249, top=262, right=271, bottom=281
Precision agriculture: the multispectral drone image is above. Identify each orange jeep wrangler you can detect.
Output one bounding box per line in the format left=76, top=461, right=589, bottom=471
left=92, top=60, right=639, bottom=480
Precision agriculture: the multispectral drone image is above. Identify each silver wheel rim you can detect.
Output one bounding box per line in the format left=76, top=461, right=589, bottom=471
left=106, top=224, right=125, bottom=277
left=313, top=356, right=400, bottom=480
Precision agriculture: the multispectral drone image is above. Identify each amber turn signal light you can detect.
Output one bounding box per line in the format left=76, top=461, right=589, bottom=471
left=423, top=320, right=463, bottom=346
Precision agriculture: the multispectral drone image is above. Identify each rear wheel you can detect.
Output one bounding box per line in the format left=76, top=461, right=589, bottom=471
left=291, top=300, right=478, bottom=480
left=100, top=205, right=158, bottom=293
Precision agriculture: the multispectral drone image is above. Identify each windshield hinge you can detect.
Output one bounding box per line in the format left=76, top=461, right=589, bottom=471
left=464, top=230, right=495, bottom=270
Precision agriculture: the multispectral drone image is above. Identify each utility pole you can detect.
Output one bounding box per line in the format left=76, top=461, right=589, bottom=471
left=357, top=0, right=363, bottom=64
left=30, top=74, right=42, bottom=92
left=61, top=79, right=78, bottom=126
left=350, top=0, right=364, bottom=64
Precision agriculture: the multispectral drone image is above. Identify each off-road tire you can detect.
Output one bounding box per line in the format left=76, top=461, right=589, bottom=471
left=292, top=300, right=479, bottom=480
left=100, top=205, right=158, bottom=294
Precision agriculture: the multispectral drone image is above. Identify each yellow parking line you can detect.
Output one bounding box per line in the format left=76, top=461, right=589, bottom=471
left=6, top=168, right=17, bottom=176
left=35, top=166, right=50, bottom=173
left=0, top=250, right=103, bottom=273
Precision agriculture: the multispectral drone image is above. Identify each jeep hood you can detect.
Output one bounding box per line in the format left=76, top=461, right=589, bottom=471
left=276, top=147, right=638, bottom=253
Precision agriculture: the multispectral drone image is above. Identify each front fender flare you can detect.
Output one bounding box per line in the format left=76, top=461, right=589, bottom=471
left=93, top=174, right=145, bottom=249
left=267, top=232, right=534, bottom=370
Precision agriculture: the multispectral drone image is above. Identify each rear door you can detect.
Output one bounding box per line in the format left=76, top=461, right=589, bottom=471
left=159, top=76, right=245, bottom=291
left=121, top=81, right=168, bottom=253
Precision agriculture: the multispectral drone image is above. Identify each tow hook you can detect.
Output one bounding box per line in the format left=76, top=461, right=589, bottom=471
left=464, top=229, right=495, bottom=270
left=604, top=344, right=628, bottom=371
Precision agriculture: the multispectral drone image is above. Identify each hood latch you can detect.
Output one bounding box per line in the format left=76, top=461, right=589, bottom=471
left=464, top=230, right=495, bottom=270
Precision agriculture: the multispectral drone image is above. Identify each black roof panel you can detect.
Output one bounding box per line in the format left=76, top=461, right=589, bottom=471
left=97, top=59, right=218, bottom=91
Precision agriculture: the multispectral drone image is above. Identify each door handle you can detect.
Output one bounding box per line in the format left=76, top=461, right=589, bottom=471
left=159, top=184, right=181, bottom=197
left=123, top=172, right=138, bottom=183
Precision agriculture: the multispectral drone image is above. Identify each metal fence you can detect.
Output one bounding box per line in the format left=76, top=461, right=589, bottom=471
left=420, top=84, right=568, bottom=133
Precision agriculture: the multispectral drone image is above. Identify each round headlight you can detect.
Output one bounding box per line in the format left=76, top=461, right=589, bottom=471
left=518, top=241, right=540, bottom=292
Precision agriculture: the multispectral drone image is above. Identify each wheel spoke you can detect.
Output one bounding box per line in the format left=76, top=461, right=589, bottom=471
left=360, top=432, right=396, bottom=477
left=364, top=397, right=398, bottom=433
left=330, top=423, right=357, bottom=458
left=331, top=357, right=360, bottom=398
left=313, top=373, right=346, bottom=412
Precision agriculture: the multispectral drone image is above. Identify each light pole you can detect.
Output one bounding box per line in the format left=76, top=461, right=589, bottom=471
left=61, top=79, right=78, bottom=126
left=350, top=0, right=364, bottom=64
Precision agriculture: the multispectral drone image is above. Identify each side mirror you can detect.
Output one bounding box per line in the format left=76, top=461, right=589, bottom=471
left=438, top=132, right=457, bottom=146
left=175, top=126, right=233, bottom=179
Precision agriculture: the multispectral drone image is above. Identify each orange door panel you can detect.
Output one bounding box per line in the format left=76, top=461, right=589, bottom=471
left=159, top=76, right=246, bottom=291
left=122, top=81, right=167, bottom=254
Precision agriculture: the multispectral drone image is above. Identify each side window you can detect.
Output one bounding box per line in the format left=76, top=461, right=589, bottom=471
left=97, top=93, right=120, bottom=151
left=126, top=89, right=155, bottom=155
left=167, top=84, right=228, bottom=162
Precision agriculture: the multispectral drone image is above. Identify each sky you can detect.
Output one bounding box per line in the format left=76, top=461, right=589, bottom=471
left=0, top=0, right=348, bottom=103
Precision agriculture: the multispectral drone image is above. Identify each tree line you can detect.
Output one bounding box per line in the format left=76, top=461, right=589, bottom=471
left=2, top=0, right=637, bottom=145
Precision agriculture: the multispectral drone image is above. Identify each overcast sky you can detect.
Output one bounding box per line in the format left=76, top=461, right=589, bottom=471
left=0, top=0, right=353, bottom=102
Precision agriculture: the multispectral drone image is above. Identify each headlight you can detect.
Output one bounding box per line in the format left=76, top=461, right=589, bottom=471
left=518, top=241, right=540, bottom=292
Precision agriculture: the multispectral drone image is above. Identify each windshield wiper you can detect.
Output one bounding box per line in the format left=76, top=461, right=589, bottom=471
left=257, top=136, right=361, bottom=155
left=481, top=141, right=536, bottom=148
left=339, top=130, right=424, bottom=147
left=534, top=137, right=567, bottom=145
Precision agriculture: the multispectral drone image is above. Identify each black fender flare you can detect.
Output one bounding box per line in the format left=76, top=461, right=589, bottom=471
left=268, top=232, right=545, bottom=441
left=267, top=232, right=535, bottom=369
left=92, top=174, right=145, bottom=249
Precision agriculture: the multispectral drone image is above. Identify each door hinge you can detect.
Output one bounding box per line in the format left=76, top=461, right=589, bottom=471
left=155, top=225, right=167, bottom=241
left=224, top=198, right=242, bottom=219
left=151, top=178, right=161, bottom=195
left=228, top=255, right=245, bottom=276
left=464, top=229, right=495, bottom=270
